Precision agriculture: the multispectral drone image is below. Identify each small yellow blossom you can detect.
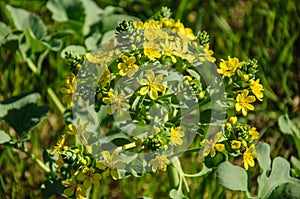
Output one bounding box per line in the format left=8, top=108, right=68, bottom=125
left=77, top=167, right=102, bottom=188
left=56, top=154, right=65, bottom=169
left=226, top=123, right=232, bottom=130
left=160, top=39, right=177, bottom=63
left=62, top=179, right=86, bottom=199
left=139, top=70, right=165, bottom=100
left=250, top=79, right=264, bottom=101
left=217, top=56, right=243, bottom=77
left=65, top=124, right=78, bottom=135
left=204, top=45, right=216, bottom=62
left=98, top=66, right=111, bottom=87
left=242, top=74, right=249, bottom=81
left=50, top=135, right=66, bottom=155
left=118, top=55, right=138, bottom=78
left=96, top=151, right=126, bottom=180
left=61, top=72, right=75, bottom=108
left=235, top=90, right=256, bottom=116
left=249, top=127, right=259, bottom=140
left=231, top=140, right=241, bottom=150
left=170, top=126, right=185, bottom=146
left=102, top=90, right=130, bottom=116
left=243, top=144, right=258, bottom=170
left=229, top=116, right=238, bottom=124
left=148, top=155, right=170, bottom=172
left=143, top=42, right=161, bottom=60
left=200, top=132, right=223, bottom=157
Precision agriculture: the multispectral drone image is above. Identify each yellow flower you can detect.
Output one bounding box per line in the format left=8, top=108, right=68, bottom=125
left=229, top=116, right=238, bottom=124
left=231, top=140, right=241, bottom=150
left=200, top=132, right=223, bottom=157
left=217, top=56, right=243, bottom=77
left=243, top=144, right=258, bottom=170
left=139, top=70, right=165, bottom=100
left=225, top=123, right=232, bottom=130
left=249, top=127, right=259, bottom=140
left=148, top=155, right=170, bottom=172
left=61, top=72, right=75, bottom=108
left=76, top=119, right=90, bottom=148
left=242, top=74, right=249, bottom=81
left=62, top=179, right=86, bottom=199
left=118, top=55, right=138, bottom=78
left=77, top=167, right=102, bottom=188
left=144, top=42, right=161, bottom=60
left=160, top=39, right=177, bottom=63
left=235, top=90, right=256, bottom=116
left=203, top=45, right=216, bottom=62
left=50, top=135, right=66, bottom=155
left=56, top=154, right=65, bottom=169
left=98, top=66, right=111, bottom=87
left=102, top=90, right=130, bottom=116
left=170, top=126, right=185, bottom=146
left=250, top=79, right=263, bottom=101
left=64, top=124, right=78, bottom=135
left=96, top=150, right=126, bottom=180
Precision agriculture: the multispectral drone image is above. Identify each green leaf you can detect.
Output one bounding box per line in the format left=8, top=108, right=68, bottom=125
left=102, top=14, right=140, bottom=32
left=291, top=156, right=300, bottom=170
left=278, top=114, right=300, bottom=139
left=169, top=189, right=188, bottom=199
left=204, top=152, right=226, bottom=168
left=0, top=130, right=11, bottom=144
left=217, top=161, right=248, bottom=191
left=0, top=93, right=49, bottom=136
left=46, top=0, right=85, bottom=22
left=258, top=157, right=300, bottom=199
left=6, top=5, right=46, bottom=40
left=187, top=69, right=201, bottom=81
left=41, top=176, right=65, bottom=198
left=255, top=143, right=271, bottom=172
left=268, top=183, right=300, bottom=199
left=84, top=32, right=101, bottom=51
left=0, top=22, right=10, bottom=40
left=60, top=45, right=86, bottom=58
left=82, top=0, right=103, bottom=35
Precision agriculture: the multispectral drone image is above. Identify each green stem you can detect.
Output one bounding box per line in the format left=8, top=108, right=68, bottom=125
left=167, top=164, right=180, bottom=189
left=25, top=58, right=65, bottom=114
left=6, top=142, right=51, bottom=174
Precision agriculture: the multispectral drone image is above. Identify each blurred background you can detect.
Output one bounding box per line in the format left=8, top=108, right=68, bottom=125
left=0, top=0, right=299, bottom=198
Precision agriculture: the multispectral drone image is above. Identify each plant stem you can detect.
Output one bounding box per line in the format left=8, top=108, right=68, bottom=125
left=167, top=164, right=179, bottom=189
left=25, top=58, right=65, bottom=114
left=6, top=142, right=51, bottom=174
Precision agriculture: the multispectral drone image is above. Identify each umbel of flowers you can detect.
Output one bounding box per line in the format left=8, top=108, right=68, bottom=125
left=55, top=7, right=264, bottom=198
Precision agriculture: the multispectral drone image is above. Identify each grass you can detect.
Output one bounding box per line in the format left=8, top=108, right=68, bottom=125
left=0, top=0, right=299, bottom=198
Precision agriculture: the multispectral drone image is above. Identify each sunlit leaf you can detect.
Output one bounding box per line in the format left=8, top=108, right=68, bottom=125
left=0, top=130, right=11, bottom=144
left=217, top=161, right=248, bottom=191
left=6, top=5, right=46, bottom=40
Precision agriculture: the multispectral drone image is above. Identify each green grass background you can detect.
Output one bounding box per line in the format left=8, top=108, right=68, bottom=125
left=0, top=0, right=299, bottom=198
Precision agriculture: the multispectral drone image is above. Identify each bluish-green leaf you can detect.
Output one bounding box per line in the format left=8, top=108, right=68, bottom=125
left=255, top=143, right=271, bottom=172
left=258, top=157, right=300, bottom=199
left=6, top=5, right=46, bottom=40
left=169, top=189, right=188, bottom=199
left=278, top=114, right=300, bottom=139
left=0, top=93, right=49, bottom=136
left=268, top=183, right=300, bottom=199
left=102, top=14, right=140, bottom=32
left=0, top=130, right=11, bottom=144
left=85, top=32, right=102, bottom=51
left=46, top=0, right=85, bottom=22
left=217, top=161, right=248, bottom=191
left=82, top=0, right=103, bottom=35
left=60, top=45, right=86, bottom=58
